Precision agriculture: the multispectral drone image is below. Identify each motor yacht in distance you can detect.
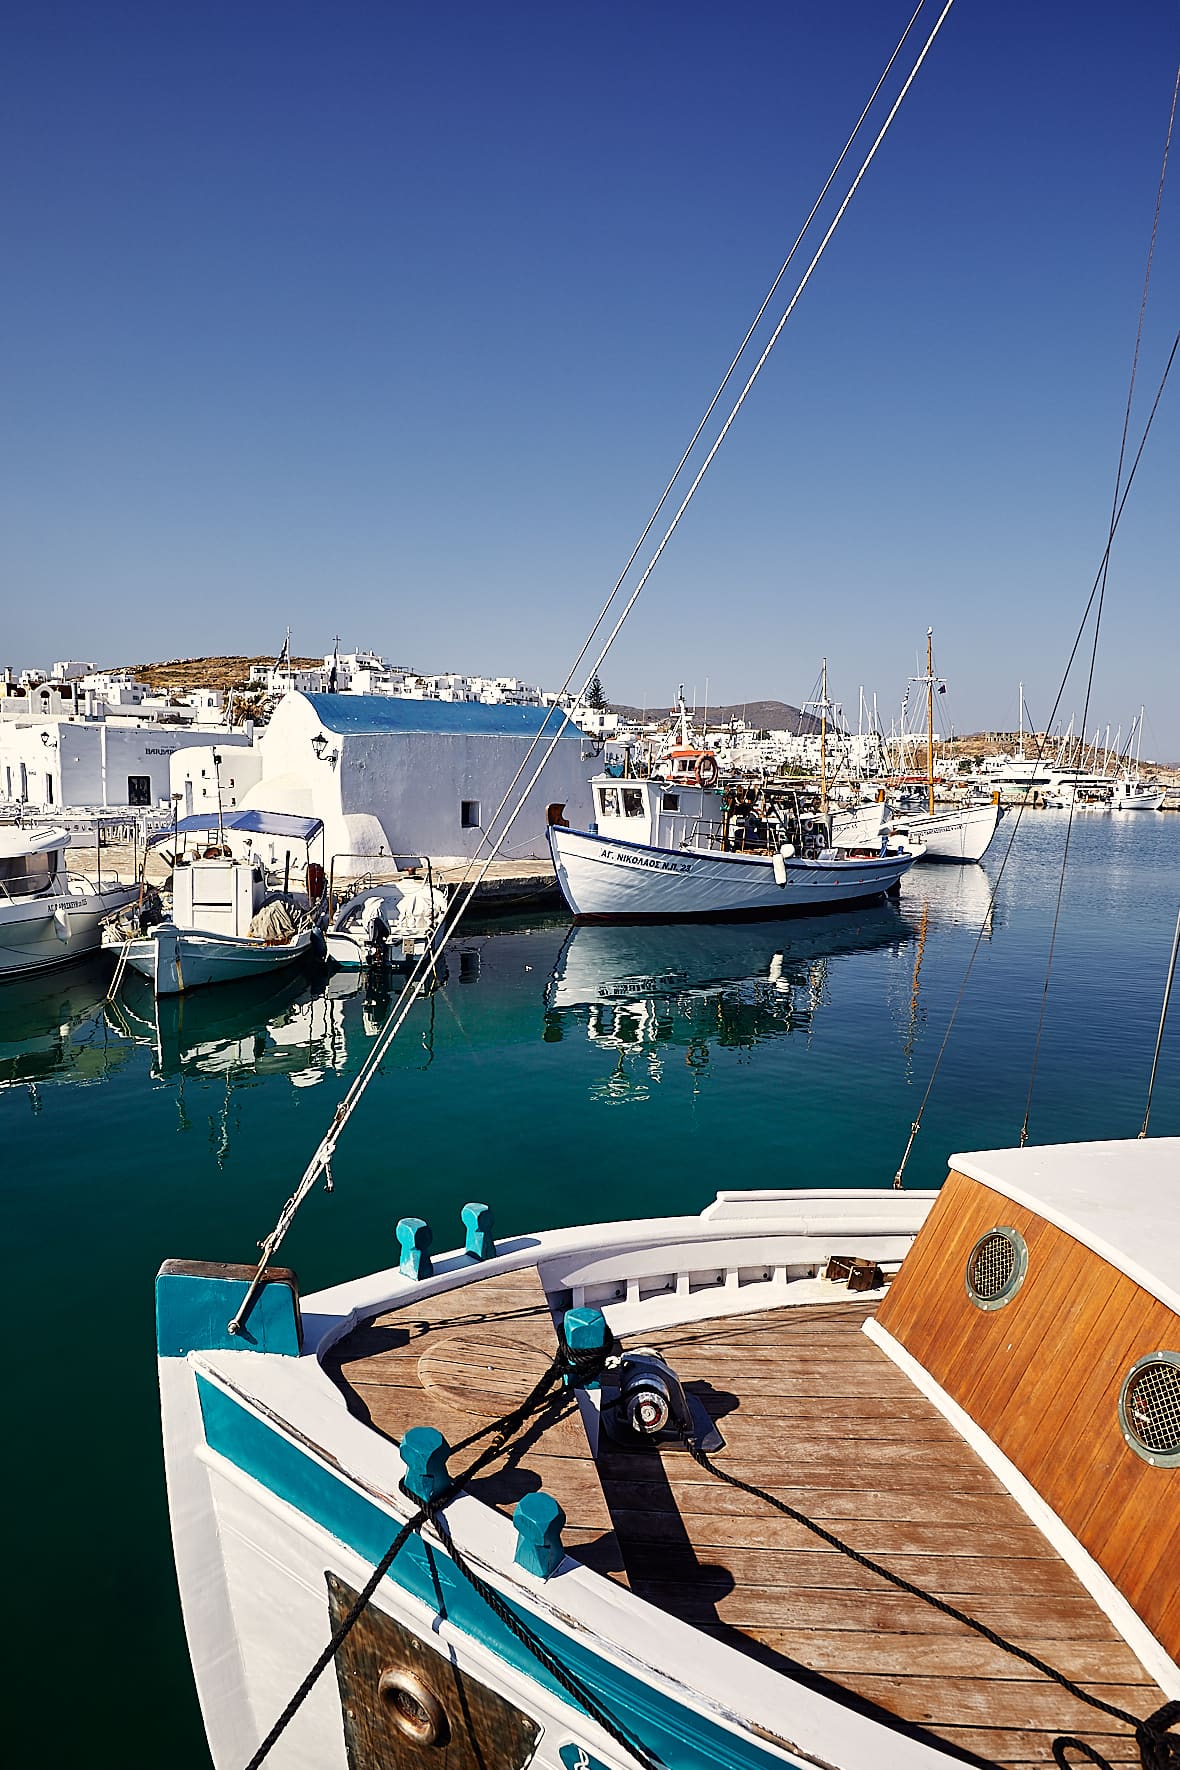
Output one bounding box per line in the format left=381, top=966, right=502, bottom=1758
left=0, top=824, right=136, bottom=981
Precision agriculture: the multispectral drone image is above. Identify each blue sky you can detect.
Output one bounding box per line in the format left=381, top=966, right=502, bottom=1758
left=3, top=2, right=1177, bottom=755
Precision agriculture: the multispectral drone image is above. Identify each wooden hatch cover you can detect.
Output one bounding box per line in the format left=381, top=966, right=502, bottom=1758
left=328, top=1572, right=540, bottom=1770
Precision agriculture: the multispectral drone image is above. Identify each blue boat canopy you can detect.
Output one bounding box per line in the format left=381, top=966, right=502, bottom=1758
left=150, top=810, right=324, bottom=846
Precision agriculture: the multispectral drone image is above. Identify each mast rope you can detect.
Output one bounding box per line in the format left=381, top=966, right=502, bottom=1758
left=230, top=0, right=960, bottom=1331
left=1139, top=903, right=1180, bottom=1139
left=1018, top=59, right=1179, bottom=1147
left=239, top=1335, right=667, bottom=1770
left=678, top=1426, right=1180, bottom=1769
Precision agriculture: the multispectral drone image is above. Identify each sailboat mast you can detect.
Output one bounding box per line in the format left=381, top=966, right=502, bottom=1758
left=926, top=628, right=935, bottom=816
left=820, top=657, right=828, bottom=813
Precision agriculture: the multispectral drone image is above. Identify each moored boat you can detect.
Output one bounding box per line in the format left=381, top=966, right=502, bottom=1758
left=113, top=813, right=326, bottom=995
left=158, top=1136, right=1180, bottom=1770
left=549, top=772, right=919, bottom=921
left=0, top=824, right=136, bottom=981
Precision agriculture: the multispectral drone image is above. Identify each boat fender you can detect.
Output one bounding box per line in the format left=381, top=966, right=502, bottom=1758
left=306, top=861, right=325, bottom=902
left=772, top=852, right=788, bottom=887
left=697, top=753, right=719, bottom=788
left=778, top=842, right=795, bottom=859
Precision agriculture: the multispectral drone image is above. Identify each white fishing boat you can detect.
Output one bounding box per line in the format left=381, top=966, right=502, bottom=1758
left=114, top=812, right=326, bottom=996
left=1110, top=712, right=1164, bottom=810
left=325, top=857, right=449, bottom=971
left=549, top=770, right=918, bottom=922
left=0, top=824, right=136, bottom=981
left=158, top=1137, right=1180, bottom=1770
left=1111, top=776, right=1166, bottom=812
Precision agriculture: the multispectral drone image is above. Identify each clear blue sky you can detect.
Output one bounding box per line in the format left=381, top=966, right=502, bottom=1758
left=3, top=2, right=1177, bottom=755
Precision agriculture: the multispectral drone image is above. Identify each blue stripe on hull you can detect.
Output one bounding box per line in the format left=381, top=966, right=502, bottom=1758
left=195, top=1375, right=809, bottom=1770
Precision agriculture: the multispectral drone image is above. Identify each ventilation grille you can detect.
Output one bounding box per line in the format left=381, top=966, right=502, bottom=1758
left=965, top=1227, right=1028, bottom=1310
left=1119, top=1354, right=1180, bottom=1466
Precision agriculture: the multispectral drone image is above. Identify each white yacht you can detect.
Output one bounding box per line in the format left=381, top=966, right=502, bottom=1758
left=0, top=824, right=136, bottom=981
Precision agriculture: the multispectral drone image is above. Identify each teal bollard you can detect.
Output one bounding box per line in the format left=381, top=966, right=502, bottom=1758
left=513, top=1490, right=566, bottom=1578
left=561, top=1305, right=611, bottom=1388
left=400, top=1427, right=451, bottom=1503
left=397, top=1217, right=433, bottom=1281
left=461, top=1202, right=496, bottom=1262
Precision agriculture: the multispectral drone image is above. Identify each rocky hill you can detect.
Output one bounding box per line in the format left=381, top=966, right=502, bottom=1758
left=119, top=655, right=320, bottom=694
left=611, top=699, right=822, bottom=735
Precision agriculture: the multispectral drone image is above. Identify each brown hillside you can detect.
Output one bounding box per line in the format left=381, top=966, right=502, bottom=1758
left=118, top=656, right=320, bottom=695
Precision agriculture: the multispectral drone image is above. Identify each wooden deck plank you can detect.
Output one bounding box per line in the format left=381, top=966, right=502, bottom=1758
left=326, top=1282, right=1166, bottom=1770
left=599, top=1298, right=1166, bottom=1769
left=323, top=1268, right=627, bottom=1583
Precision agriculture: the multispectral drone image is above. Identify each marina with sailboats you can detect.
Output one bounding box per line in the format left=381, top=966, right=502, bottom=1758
left=4, top=0, right=1179, bottom=1766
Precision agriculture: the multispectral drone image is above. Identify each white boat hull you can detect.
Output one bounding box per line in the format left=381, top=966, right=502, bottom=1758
left=122, top=922, right=320, bottom=995
left=829, top=800, right=888, bottom=845
left=0, top=881, right=136, bottom=981
left=1112, top=789, right=1165, bottom=811
left=887, top=800, right=1002, bottom=863
left=548, top=826, right=918, bottom=920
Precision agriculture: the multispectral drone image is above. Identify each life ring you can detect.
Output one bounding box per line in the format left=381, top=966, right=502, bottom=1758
left=697, top=753, right=719, bottom=788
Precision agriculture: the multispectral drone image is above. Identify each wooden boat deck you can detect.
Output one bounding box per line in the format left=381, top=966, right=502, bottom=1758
left=323, top=1267, right=628, bottom=1580
left=325, top=1280, right=1166, bottom=1769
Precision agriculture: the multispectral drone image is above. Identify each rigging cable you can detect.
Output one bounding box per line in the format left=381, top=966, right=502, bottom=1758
left=1139, top=903, right=1180, bottom=1139
left=229, top=0, right=961, bottom=1333
left=892, top=325, right=1179, bottom=1184
left=436, top=0, right=932, bottom=908
left=1018, top=57, right=1179, bottom=1146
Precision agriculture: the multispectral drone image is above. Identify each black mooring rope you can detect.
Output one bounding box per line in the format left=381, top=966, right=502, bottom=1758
left=677, top=1427, right=1180, bottom=1770
left=240, top=1332, right=664, bottom=1770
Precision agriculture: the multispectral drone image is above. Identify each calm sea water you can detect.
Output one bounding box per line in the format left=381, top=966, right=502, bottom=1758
left=4, top=811, right=1178, bottom=1766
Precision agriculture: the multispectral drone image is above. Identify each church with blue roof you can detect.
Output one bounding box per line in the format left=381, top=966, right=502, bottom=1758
left=169, top=691, right=596, bottom=867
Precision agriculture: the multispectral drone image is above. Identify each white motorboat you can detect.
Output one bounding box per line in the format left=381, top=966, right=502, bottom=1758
left=325, top=859, right=449, bottom=971
left=887, top=797, right=1002, bottom=862
left=549, top=771, right=919, bottom=921
left=114, top=812, right=326, bottom=996
left=0, top=824, right=136, bottom=981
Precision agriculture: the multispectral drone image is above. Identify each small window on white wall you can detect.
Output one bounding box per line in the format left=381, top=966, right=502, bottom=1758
left=461, top=800, right=481, bottom=828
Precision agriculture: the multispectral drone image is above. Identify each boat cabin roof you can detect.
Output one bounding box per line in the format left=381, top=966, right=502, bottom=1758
left=951, top=1138, right=1180, bottom=1316
left=0, top=825, right=67, bottom=859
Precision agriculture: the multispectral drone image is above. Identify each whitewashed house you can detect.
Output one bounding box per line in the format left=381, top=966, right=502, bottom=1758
left=171, top=691, right=596, bottom=866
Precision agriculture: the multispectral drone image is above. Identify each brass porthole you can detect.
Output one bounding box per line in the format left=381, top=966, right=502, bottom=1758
left=965, top=1226, right=1028, bottom=1311
left=1118, top=1352, right=1180, bottom=1468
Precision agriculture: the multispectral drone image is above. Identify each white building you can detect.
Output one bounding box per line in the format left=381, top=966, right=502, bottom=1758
left=171, top=691, right=595, bottom=865
left=0, top=714, right=253, bottom=813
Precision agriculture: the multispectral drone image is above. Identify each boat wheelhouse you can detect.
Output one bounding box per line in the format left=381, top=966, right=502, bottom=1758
left=0, top=823, right=136, bottom=980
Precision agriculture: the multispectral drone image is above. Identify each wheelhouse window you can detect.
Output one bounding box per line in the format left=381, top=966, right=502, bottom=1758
left=0, top=849, right=59, bottom=897
left=461, top=799, right=481, bottom=828
left=127, top=775, right=152, bottom=806
left=599, top=787, right=620, bottom=818
left=622, top=788, right=645, bottom=817
left=662, top=792, right=680, bottom=811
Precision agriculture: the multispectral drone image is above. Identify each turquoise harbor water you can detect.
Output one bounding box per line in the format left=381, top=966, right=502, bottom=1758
left=3, top=811, right=1179, bottom=1766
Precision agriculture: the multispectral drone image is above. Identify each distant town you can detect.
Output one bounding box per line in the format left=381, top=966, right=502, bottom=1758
left=2, top=646, right=1174, bottom=851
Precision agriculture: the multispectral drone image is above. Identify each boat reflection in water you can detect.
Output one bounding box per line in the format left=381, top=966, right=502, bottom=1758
left=543, top=904, right=919, bottom=1100
left=0, top=956, right=133, bottom=1096
left=106, top=966, right=366, bottom=1084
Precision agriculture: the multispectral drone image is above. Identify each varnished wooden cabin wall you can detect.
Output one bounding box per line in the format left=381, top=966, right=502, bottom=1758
left=876, top=1170, right=1180, bottom=1660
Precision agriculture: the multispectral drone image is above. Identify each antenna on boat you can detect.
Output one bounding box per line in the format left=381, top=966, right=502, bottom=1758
left=1140, top=904, right=1180, bottom=1138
